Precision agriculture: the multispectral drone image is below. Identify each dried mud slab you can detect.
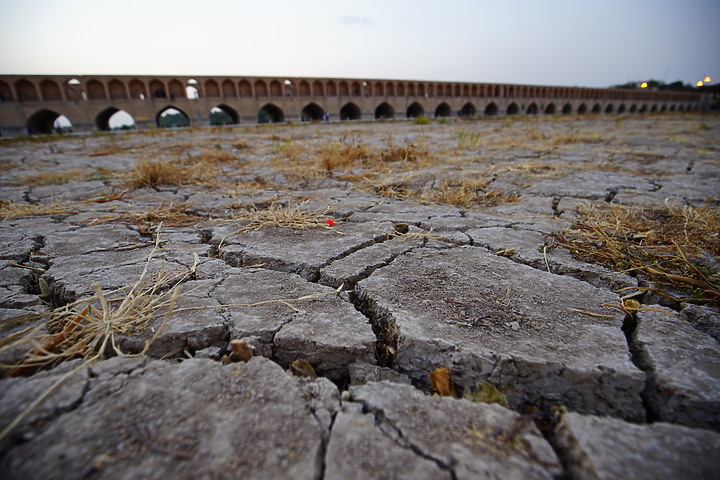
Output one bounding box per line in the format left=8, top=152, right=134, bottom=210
left=0, top=357, right=338, bottom=480
left=355, top=246, right=646, bottom=420
left=346, top=381, right=561, bottom=479
left=554, top=411, right=720, bottom=480
left=629, top=308, right=720, bottom=430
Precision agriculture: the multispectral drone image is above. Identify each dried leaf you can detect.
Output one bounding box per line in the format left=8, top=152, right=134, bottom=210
left=429, top=367, right=456, bottom=397
left=290, top=359, right=316, bottom=378
left=229, top=339, right=255, bottom=362
left=463, top=381, right=509, bottom=407
left=622, top=298, right=641, bottom=312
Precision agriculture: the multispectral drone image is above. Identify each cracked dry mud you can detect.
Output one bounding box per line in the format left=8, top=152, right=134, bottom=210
left=1, top=114, right=719, bottom=479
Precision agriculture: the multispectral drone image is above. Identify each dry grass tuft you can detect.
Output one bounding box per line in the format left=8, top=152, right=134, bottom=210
left=273, top=138, right=310, bottom=163
left=457, top=131, right=483, bottom=150
left=320, top=138, right=371, bottom=172
left=229, top=201, right=338, bottom=233
left=0, top=199, right=78, bottom=220
left=4, top=169, right=109, bottom=186
left=127, top=158, right=191, bottom=188
left=127, top=156, right=221, bottom=189
left=553, top=201, right=720, bottom=306
left=419, top=177, right=492, bottom=208
left=548, top=130, right=605, bottom=146
left=379, top=137, right=424, bottom=163
left=195, top=146, right=244, bottom=164
left=80, top=202, right=204, bottom=229
left=1, top=226, right=197, bottom=378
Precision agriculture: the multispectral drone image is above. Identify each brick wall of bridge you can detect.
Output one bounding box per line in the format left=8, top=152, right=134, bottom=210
left=0, top=75, right=709, bottom=135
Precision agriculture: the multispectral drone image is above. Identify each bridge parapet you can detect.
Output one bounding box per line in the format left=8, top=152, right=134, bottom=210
left=0, top=74, right=709, bottom=135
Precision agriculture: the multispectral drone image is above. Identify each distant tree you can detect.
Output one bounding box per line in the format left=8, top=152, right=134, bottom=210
left=614, top=81, right=641, bottom=89
left=613, top=79, right=696, bottom=91
left=159, top=112, right=189, bottom=128
left=210, top=109, right=232, bottom=125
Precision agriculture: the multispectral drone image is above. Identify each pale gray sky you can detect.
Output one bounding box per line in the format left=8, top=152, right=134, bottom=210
left=1, top=0, right=718, bottom=88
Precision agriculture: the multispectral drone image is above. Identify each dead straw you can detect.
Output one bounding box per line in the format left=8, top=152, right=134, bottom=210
left=553, top=201, right=720, bottom=307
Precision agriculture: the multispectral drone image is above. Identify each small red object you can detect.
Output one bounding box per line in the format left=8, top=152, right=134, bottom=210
left=325, top=219, right=335, bottom=226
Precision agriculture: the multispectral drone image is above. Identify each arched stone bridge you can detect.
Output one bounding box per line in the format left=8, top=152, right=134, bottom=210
left=0, top=74, right=709, bottom=135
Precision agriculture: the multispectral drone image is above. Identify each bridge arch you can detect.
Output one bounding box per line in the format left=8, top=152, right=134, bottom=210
left=340, top=102, right=361, bottom=120
left=578, top=103, right=588, bottom=114
left=205, top=80, right=221, bottom=98
left=301, top=102, right=325, bottom=121
left=63, top=78, right=82, bottom=101
left=327, top=82, right=337, bottom=97
left=16, top=80, right=39, bottom=101
left=108, top=79, right=128, bottom=100
left=617, top=104, right=626, bottom=114
left=166, top=79, right=183, bottom=99
left=222, top=80, right=237, bottom=97
left=258, top=103, right=284, bottom=123
left=434, top=102, right=452, bottom=118
left=506, top=102, right=519, bottom=115
left=0, top=80, right=13, bottom=101
left=149, top=80, right=166, bottom=99
left=605, top=104, right=614, bottom=114
left=375, top=102, right=394, bottom=119
left=526, top=103, right=538, bottom=115
left=562, top=103, right=572, bottom=114
left=96, top=106, right=120, bottom=131
left=591, top=103, right=602, bottom=114
left=312, top=81, right=324, bottom=97
left=254, top=80, right=268, bottom=97
left=544, top=103, right=556, bottom=114
left=299, top=81, right=310, bottom=96
left=239, top=80, right=252, bottom=97
left=460, top=102, right=476, bottom=117
left=156, top=106, right=189, bottom=128
left=185, top=85, right=199, bottom=99
left=95, top=106, right=135, bottom=131
left=270, top=80, right=282, bottom=97
left=129, top=79, right=147, bottom=99
left=27, top=109, right=67, bottom=134
left=406, top=102, right=424, bottom=118
left=211, top=104, right=239, bottom=125
left=40, top=80, right=63, bottom=101
left=86, top=80, right=107, bottom=100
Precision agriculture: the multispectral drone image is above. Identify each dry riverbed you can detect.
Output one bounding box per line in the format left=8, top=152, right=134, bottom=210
left=1, top=114, right=719, bottom=479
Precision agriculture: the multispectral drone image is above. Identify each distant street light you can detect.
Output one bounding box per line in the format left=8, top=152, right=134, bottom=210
left=640, top=82, right=648, bottom=88
left=704, top=76, right=712, bottom=83
left=696, top=81, right=704, bottom=87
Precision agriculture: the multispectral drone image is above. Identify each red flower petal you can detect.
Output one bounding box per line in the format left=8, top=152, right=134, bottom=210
left=325, top=219, right=335, bottom=226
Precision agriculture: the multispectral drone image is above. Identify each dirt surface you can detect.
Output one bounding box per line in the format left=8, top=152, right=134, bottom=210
left=1, top=114, right=719, bottom=479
